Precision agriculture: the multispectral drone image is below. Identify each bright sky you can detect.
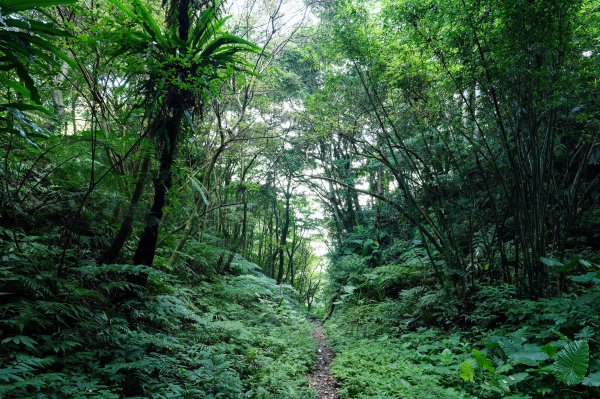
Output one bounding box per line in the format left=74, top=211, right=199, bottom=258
left=225, top=1, right=330, bottom=260
left=226, top=0, right=317, bottom=41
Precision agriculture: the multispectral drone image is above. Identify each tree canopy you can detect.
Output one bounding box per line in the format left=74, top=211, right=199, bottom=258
left=0, top=0, right=599, bottom=397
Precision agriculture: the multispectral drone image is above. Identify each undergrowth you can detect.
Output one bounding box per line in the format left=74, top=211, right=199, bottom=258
left=0, top=230, right=315, bottom=398
left=325, top=303, right=476, bottom=399
left=324, top=239, right=600, bottom=399
left=325, top=284, right=600, bottom=399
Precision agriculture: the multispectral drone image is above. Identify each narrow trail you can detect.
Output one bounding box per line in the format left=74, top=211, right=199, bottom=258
left=309, top=322, right=339, bottom=399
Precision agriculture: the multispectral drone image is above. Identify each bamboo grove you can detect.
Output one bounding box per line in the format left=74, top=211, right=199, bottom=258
left=300, top=0, right=599, bottom=300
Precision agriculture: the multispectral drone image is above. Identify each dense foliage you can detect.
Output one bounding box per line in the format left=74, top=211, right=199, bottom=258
left=0, top=0, right=319, bottom=397
left=0, top=0, right=599, bottom=398
left=325, top=276, right=600, bottom=398
left=289, top=0, right=599, bottom=398
left=1, top=253, right=314, bottom=397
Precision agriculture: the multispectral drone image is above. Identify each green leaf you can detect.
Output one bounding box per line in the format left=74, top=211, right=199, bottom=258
left=106, top=0, right=136, bottom=18
left=440, top=348, right=453, bottom=363
left=0, top=78, right=32, bottom=98
left=472, top=349, right=495, bottom=373
left=536, top=387, right=553, bottom=395
left=575, top=326, right=595, bottom=340
left=0, top=0, right=76, bottom=13
left=459, top=360, right=475, bottom=382
left=570, top=272, right=600, bottom=283
left=22, top=32, right=77, bottom=68
left=1, top=335, right=38, bottom=349
left=507, top=372, right=529, bottom=385
left=553, top=340, right=589, bottom=385
left=200, top=34, right=259, bottom=60
left=499, top=339, right=549, bottom=366
left=342, top=285, right=356, bottom=295
left=190, top=177, right=209, bottom=206
left=582, top=371, right=600, bottom=387
left=540, top=257, right=564, bottom=268
left=542, top=343, right=558, bottom=357
left=190, top=9, right=225, bottom=49
left=131, top=0, right=163, bottom=42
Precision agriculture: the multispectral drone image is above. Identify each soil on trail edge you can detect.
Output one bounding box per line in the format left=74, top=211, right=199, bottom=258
left=309, top=322, right=339, bottom=399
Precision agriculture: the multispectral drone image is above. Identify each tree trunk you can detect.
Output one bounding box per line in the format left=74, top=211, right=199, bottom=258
left=47, top=61, right=69, bottom=132
left=99, top=156, right=151, bottom=264
left=132, top=109, right=183, bottom=283
left=276, top=177, right=292, bottom=284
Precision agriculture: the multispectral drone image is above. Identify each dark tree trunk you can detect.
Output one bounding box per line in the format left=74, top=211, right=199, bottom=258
left=132, top=109, right=183, bottom=284
left=99, top=156, right=150, bottom=264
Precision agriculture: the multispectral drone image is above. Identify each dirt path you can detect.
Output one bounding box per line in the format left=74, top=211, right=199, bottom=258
left=309, top=322, right=339, bottom=399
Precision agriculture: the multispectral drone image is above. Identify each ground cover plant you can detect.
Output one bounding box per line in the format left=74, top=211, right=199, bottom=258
left=0, top=230, right=315, bottom=398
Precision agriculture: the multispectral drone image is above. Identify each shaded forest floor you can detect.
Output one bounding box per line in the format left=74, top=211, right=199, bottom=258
left=0, top=251, right=317, bottom=398
left=323, top=304, right=478, bottom=399
left=321, top=293, right=600, bottom=399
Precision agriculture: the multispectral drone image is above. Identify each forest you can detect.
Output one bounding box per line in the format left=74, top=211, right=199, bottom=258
left=0, top=0, right=599, bottom=398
